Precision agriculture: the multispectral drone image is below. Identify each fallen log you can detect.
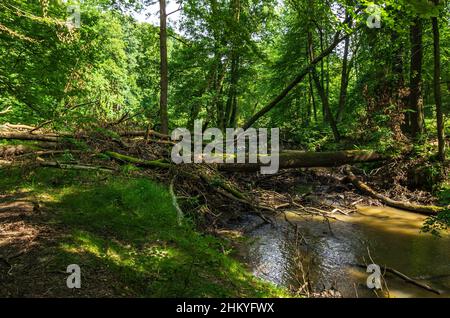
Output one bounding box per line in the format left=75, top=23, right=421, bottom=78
left=39, top=161, right=116, bottom=172
left=218, top=150, right=385, bottom=172
left=0, top=129, right=171, bottom=145
left=16, top=150, right=83, bottom=158
left=119, top=130, right=169, bottom=139
left=1, top=123, right=36, bottom=130
left=0, top=131, right=59, bottom=142
left=104, top=151, right=172, bottom=169
left=343, top=166, right=445, bottom=215
left=105, top=149, right=385, bottom=177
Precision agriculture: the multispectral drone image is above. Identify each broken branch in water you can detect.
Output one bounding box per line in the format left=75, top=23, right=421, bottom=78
left=351, top=263, right=441, bottom=295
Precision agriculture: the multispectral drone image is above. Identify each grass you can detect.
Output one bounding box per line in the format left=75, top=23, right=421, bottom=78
left=0, top=167, right=288, bottom=297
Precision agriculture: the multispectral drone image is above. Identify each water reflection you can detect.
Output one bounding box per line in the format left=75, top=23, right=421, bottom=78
left=241, top=206, right=450, bottom=298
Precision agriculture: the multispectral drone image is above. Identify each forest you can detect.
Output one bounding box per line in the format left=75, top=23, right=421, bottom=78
left=0, top=0, right=449, bottom=298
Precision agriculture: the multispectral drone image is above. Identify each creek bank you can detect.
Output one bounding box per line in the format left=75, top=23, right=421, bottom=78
left=227, top=206, right=450, bottom=298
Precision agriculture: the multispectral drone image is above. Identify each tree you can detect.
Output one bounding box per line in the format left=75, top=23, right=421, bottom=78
left=159, top=0, right=169, bottom=134
left=336, top=27, right=350, bottom=123
left=432, top=0, right=445, bottom=161
left=409, top=17, right=424, bottom=138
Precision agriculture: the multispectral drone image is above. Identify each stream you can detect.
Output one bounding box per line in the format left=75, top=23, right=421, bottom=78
left=235, top=206, right=450, bottom=298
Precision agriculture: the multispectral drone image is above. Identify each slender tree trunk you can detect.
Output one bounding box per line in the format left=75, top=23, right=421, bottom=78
left=225, top=0, right=241, bottom=128
left=409, top=18, right=424, bottom=138
left=159, top=0, right=169, bottom=135
left=306, top=84, right=312, bottom=126
left=390, top=30, right=408, bottom=138
left=432, top=10, right=445, bottom=161
left=215, top=58, right=227, bottom=130
left=225, top=54, right=239, bottom=127
left=336, top=33, right=350, bottom=122
left=306, top=30, right=317, bottom=124
left=308, top=29, right=340, bottom=142
left=308, top=72, right=318, bottom=123
left=312, top=70, right=340, bottom=142
left=318, top=28, right=325, bottom=120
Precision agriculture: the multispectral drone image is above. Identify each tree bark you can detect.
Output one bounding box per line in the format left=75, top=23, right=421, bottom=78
left=0, top=131, right=59, bottom=142
left=218, top=150, right=383, bottom=172
left=432, top=7, right=445, bottom=161
left=225, top=0, right=241, bottom=128
left=409, top=18, right=424, bottom=138
left=159, top=0, right=169, bottom=135
left=336, top=30, right=350, bottom=123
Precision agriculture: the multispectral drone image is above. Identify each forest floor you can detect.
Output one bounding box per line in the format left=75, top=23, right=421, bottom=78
left=1, top=161, right=446, bottom=297
left=0, top=167, right=288, bottom=297
left=0, top=127, right=448, bottom=297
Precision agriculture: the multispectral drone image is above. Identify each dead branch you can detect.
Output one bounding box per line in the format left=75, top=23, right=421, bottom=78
left=39, top=161, right=115, bottom=172
left=0, top=106, right=12, bottom=115
left=0, top=131, right=59, bottom=142
left=344, top=166, right=446, bottom=215
left=351, top=263, right=441, bottom=295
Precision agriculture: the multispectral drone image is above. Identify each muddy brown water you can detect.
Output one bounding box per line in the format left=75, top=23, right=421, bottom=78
left=237, top=206, right=450, bottom=298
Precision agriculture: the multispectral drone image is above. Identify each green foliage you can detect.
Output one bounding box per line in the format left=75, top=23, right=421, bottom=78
left=422, top=209, right=450, bottom=237
left=437, top=182, right=450, bottom=205
left=0, top=0, right=159, bottom=128
left=422, top=181, right=450, bottom=236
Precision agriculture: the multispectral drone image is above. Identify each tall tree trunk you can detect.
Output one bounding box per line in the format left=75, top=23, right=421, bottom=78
left=390, top=30, right=408, bottom=139
left=409, top=18, right=424, bottom=138
left=308, top=72, right=318, bottom=123
left=306, top=31, right=317, bottom=124
left=336, top=33, right=350, bottom=122
left=432, top=9, right=445, bottom=161
left=308, top=29, right=340, bottom=142
left=215, top=58, right=227, bottom=130
left=225, top=54, right=239, bottom=128
left=159, top=0, right=169, bottom=135
left=312, top=70, right=340, bottom=142
left=225, top=0, right=241, bottom=128
left=318, top=28, right=325, bottom=120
